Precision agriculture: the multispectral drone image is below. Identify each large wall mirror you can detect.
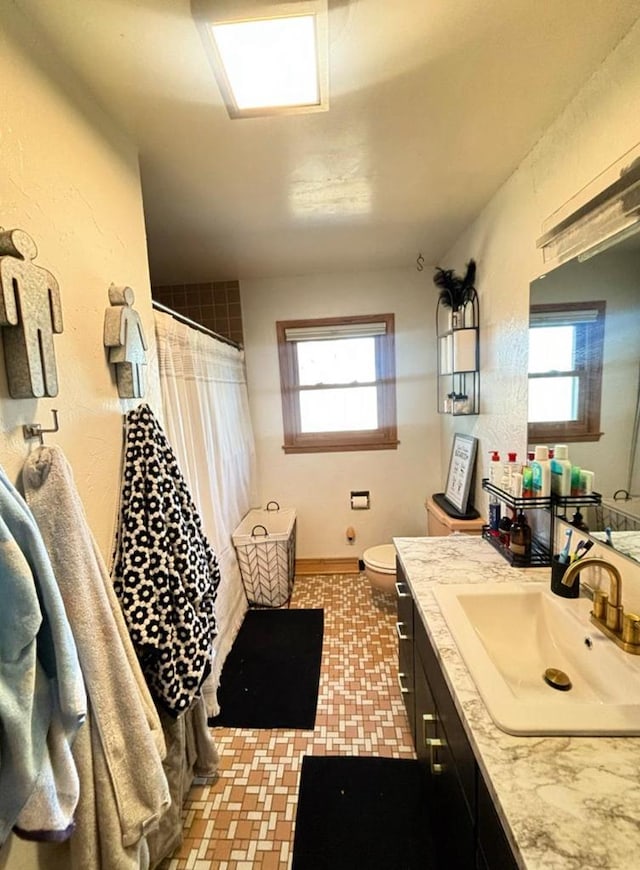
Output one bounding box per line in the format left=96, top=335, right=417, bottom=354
left=529, top=231, right=640, bottom=563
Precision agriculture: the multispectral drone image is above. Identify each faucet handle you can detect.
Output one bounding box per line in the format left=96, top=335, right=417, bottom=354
left=606, top=601, right=624, bottom=634
left=622, top=613, right=640, bottom=646
left=593, top=590, right=608, bottom=621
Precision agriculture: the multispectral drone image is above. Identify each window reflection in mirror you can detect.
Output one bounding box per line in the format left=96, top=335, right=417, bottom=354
left=528, top=301, right=605, bottom=442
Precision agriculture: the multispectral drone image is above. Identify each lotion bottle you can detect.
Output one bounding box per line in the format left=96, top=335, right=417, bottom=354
left=531, top=445, right=551, bottom=498
left=550, top=444, right=572, bottom=497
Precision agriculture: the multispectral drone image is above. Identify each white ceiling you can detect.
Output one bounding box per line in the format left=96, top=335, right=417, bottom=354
left=10, top=0, right=640, bottom=283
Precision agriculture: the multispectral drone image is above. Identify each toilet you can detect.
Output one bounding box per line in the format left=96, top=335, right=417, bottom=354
left=363, top=544, right=397, bottom=594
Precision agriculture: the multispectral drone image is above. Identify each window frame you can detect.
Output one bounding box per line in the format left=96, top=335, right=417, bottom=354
left=276, top=313, right=398, bottom=454
left=528, top=301, right=606, bottom=443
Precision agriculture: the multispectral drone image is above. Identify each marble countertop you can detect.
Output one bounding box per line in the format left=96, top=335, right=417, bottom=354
left=393, top=535, right=640, bottom=870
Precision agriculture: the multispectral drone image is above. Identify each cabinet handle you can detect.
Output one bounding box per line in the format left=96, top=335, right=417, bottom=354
left=397, top=672, right=411, bottom=695
left=422, top=712, right=437, bottom=746
left=396, top=621, right=409, bottom=641
left=395, top=581, right=410, bottom=598
left=427, top=737, right=446, bottom=775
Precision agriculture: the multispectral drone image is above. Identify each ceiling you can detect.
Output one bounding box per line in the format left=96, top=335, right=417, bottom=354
left=9, top=0, right=640, bottom=283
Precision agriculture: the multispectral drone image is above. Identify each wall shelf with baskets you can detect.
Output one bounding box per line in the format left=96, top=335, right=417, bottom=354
left=436, top=288, right=479, bottom=416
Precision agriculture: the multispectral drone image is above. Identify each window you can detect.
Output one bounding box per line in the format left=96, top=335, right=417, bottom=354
left=528, top=301, right=605, bottom=443
left=276, top=314, right=398, bottom=453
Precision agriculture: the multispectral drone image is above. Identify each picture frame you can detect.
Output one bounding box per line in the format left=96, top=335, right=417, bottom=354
left=444, top=433, right=478, bottom=514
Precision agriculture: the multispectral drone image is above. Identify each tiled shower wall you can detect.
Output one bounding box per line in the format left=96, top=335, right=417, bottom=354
left=152, top=281, right=244, bottom=346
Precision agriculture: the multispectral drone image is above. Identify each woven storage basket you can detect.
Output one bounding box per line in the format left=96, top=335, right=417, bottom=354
left=232, top=502, right=296, bottom=607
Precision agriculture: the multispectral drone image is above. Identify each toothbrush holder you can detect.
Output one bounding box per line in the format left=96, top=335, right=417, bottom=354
left=551, top=555, right=580, bottom=598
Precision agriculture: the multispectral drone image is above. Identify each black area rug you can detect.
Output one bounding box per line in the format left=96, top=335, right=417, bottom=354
left=208, top=608, right=324, bottom=730
left=292, top=755, right=435, bottom=870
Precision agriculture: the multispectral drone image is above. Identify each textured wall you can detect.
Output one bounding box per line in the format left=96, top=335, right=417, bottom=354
left=241, top=267, right=439, bottom=558
left=0, top=12, right=161, bottom=867
left=439, top=17, right=640, bottom=601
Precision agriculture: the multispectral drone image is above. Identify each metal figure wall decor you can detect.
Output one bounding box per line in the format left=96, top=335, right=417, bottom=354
left=104, top=283, right=148, bottom=398
left=0, top=227, right=64, bottom=398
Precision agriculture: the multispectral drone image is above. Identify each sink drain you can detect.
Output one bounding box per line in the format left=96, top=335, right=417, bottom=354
left=543, top=668, right=572, bottom=691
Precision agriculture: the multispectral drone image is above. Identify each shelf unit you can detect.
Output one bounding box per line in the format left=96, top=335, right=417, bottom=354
left=436, top=289, right=479, bottom=416
left=481, top=479, right=601, bottom=568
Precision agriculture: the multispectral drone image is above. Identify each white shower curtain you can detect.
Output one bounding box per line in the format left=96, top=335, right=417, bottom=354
left=154, top=311, right=256, bottom=716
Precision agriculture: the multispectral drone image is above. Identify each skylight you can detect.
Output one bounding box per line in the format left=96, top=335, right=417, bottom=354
left=193, top=0, right=329, bottom=119
left=212, top=16, right=319, bottom=110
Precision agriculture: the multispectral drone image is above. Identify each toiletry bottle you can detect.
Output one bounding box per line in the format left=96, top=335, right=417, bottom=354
left=571, top=509, right=589, bottom=532
left=498, top=509, right=514, bottom=548
left=511, top=471, right=523, bottom=498
left=531, top=445, right=551, bottom=498
left=522, top=463, right=533, bottom=498
left=505, top=452, right=519, bottom=494
left=550, top=444, right=572, bottom=497
left=500, top=455, right=512, bottom=492
left=570, top=464, right=582, bottom=497
left=579, top=469, right=595, bottom=495
left=488, top=450, right=501, bottom=532
left=488, top=450, right=501, bottom=485
left=510, top=510, right=531, bottom=559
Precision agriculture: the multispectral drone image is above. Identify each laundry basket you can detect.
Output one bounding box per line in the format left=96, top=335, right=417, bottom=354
left=232, top=502, right=297, bottom=607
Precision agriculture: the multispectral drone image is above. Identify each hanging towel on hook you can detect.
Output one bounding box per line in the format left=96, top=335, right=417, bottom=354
left=22, top=445, right=171, bottom=869
left=0, top=466, right=85, bottom=845
left=112, top=404, right=220, bottom=717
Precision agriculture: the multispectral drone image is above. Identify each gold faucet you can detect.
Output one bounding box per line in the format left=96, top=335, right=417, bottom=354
left=561, top=557, right=640, bottom=654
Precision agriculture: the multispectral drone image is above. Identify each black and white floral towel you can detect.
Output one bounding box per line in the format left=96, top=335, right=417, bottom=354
left=112, top=403, right=220, bottom=717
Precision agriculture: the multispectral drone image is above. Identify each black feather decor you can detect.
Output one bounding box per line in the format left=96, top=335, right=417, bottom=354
left=433, top=259, right=476, bottom=309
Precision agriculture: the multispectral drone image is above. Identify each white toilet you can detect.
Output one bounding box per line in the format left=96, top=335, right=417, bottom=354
left=363, top=544, right=397, bottom=594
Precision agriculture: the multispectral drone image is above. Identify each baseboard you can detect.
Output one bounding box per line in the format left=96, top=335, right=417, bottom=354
left=295, top=557, right=361, bottom=575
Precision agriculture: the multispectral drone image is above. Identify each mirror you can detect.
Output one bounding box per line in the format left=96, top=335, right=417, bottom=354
left=529, top=232, right=640, bottom=562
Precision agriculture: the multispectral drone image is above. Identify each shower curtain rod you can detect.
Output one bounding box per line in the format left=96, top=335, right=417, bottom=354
left=152, top=300, right=242, bottom=350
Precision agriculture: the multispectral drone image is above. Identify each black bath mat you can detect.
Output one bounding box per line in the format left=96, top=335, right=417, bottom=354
left=292, top=755, right=435, bottom=870
left=208, top=608, right=324, bottom=729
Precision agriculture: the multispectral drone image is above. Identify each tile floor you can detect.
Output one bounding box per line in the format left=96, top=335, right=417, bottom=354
left=163, top=572, right=415, bottom=869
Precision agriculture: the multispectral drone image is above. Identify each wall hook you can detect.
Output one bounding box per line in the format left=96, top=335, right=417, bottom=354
left=23, top=408, right=60, bottom=445
left=416, top=253, right=425, bottom=272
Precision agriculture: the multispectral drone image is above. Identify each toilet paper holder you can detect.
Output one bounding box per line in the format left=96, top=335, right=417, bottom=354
left=350, top=491, right=370, bottom=510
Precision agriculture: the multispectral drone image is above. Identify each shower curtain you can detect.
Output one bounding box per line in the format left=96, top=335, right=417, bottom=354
left=154, top=311, right=256, bottom=716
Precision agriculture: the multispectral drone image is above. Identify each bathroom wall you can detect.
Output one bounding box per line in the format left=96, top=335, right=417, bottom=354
left=439, top=17, right=640, bottom=604
left=240, top=267, right=439, bottom=559
left=0, top=10, right=161, bottom=868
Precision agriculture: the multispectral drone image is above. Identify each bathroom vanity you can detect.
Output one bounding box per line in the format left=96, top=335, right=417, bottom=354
left=395, top=535, right=640, bottom=870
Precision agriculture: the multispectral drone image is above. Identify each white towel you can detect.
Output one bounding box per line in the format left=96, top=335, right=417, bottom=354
left=22, top=446, right=170, bottom=866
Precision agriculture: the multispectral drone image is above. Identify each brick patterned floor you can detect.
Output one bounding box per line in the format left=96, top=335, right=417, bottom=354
left=162, top=572, right=415, bottom=869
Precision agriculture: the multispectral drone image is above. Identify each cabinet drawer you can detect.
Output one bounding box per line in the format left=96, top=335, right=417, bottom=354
left=396, top=566, right=416, bottom=739
left=395, top=567, right=414, bottom=629
left=414, top=611, right=476, bottom=819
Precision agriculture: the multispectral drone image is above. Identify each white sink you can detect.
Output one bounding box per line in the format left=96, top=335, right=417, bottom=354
left=432, top=582, right=640, bottom=735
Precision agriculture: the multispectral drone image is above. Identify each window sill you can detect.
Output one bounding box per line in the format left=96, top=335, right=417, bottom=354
left=283, top=439, right=400, bottom=454
left=528, top=426, right=604, bottom=444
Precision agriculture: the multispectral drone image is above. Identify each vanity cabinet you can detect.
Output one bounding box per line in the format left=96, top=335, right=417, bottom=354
left=396, top=562, right=519, bottom=870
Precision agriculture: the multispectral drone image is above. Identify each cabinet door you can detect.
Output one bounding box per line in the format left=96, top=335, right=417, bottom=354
left=414, top=656, right=475, bottom=869
left=476, top=771, right=519, bottom=870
